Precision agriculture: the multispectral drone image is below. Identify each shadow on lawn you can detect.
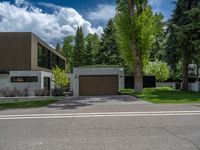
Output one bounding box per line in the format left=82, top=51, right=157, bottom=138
left=47, top=95, right=139, bottom=110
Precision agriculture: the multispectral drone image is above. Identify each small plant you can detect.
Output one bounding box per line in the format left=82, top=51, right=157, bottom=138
left=35, top=89, right=49, bottom=96
left=119, top=89, right=134, bottom=95
left=52, top=66, right=70, bottom=88
left=1, top=87, right=29, bottom=97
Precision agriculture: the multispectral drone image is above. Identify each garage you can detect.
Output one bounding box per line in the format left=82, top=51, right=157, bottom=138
left=72, top=67, right=124, bottom=96
left=79, top=75, right=119, bottom=96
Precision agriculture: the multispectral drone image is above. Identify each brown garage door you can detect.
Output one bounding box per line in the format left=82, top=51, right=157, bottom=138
left=79, top=75, right=119, bottom=96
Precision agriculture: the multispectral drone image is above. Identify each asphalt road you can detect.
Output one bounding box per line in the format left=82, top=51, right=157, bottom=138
left=0, top=96, right=200, bottom=150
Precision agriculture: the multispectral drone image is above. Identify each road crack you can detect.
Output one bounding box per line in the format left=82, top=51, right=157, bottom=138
left=162, top=127, right=200, bottom=150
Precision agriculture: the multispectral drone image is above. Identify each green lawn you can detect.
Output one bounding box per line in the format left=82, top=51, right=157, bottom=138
left=0, top=100, right=58, bottom=109
left=132, top=87, right=200, bottom=104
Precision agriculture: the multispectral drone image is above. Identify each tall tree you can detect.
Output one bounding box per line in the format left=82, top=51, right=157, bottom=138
left=84, top=37, right=93, bottom=65
left=115, top=0, right=159, bottom=92
left=73, top=26, right=85, bottom=67
left=62, top=36, right=74, bottom=72
left=96, top=19, right=124, bottom=66
left=56, top=43, right=61, bottom=52
left=167, top=0, right=200, bottom=90
left=85, top=33, right=100, bottom=64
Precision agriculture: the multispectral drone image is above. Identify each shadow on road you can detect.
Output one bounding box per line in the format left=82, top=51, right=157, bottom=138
left=48, top=95, right=140, bottom=110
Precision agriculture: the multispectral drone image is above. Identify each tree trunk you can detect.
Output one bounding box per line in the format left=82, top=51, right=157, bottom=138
left=197, top=63, right=199, bottom=92
left=131, top=38, right=143, bottom=92
left=182, top=62, right=189, bottom=91
left=133, top=48, right=143, bottom=92
left=128, top=0, right=143, bottom=92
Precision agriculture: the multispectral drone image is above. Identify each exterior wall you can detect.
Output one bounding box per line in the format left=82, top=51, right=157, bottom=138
left=0, top=32, right=66, bottom=72
left=0, top=71, right=53, bottom=96
left=9, top=71, right=42, bottom=96
left=0, top=74, right=10, bottom=89
left=188, top=82, right=200, bottom=92
left=72, top=68, right=124, bottom=96
left=0, top=32, right=32, bottom=71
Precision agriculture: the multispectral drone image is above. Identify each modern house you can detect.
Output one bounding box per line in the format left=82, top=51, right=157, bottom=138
left=0, top=32, right=66, bottom=96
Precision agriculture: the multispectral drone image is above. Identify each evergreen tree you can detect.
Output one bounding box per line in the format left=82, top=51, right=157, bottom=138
left=73, top=26, right=85, bottom=67
left=56, top=43, right=61, bottom=52
left=84, top=38, right=93, bottom=65
left=62, top=36, right=74, bottom=72
left=166, top=0, right=200, bottom=90
left=96, top=19, right=123, bottom=66
left=85, top=33, right=100, bottom=64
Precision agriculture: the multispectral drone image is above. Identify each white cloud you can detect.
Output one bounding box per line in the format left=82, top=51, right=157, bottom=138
left=88, top=4, right=116, bottom=22
left=0, top=1, right=103, bottom=46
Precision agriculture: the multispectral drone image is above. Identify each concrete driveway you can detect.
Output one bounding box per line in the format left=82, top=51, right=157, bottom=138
left=1, top=95, right=200, bottom=150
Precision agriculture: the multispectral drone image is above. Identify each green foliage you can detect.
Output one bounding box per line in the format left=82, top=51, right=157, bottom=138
left=52, top=66, right=69, bottom=88
left=119, top=89, right=134, bottom=95
left=62, top=35, right=74, bottom=72
left=166, top=0, right=200, bottom=90
left=85, top=33, right=100, bottom=64
left=84, top=37, right=93, bottom=65
left=56, top=43, right=61, bottom=52
left=115, top=1, right=161, bottom=68
left=96, top=19, right=125, bottom=67
left=149, top=13, right=166, bottom=61
left=73, top=26, right=85, bottom=67
left=144, top=60, right=170, bottom=81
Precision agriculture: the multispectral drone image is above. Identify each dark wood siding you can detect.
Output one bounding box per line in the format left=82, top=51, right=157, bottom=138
left=79, top=75, right=119, bottom=96
left=0, top=32, right=31, bottom=71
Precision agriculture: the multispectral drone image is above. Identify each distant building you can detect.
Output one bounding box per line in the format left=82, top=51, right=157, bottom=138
left=0, top=32, right=66, bottom=96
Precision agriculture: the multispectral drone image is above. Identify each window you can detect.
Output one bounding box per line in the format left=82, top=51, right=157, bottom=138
left=11, top=77, right=38, bottom=83
left=38, top=44, right=65, bottom=70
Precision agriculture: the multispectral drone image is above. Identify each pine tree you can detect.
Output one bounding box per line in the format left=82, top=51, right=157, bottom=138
left=167, top=0, right=200, bottom=90
left=73, top=27, right=85, bottom=67
left=56, top=43, right=61, bottom=52
left=84, top=38, right=93, bottom=65
left=96, top=19, right=123, bottom=66
left=62, top=36, right=74, bottom=72
left=85, top=33, right=100, bottom=65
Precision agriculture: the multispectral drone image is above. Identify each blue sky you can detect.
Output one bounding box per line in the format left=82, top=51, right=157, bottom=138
left=8, top=0, right=175, bottom=25
left=0, top=0, right=176, bottom=46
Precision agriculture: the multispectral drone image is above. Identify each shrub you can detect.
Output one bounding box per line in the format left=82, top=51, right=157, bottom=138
left=119, top=89, right=134, bottom=95
left=35, top=89, right=49, bottom=96
left=144, top=60, right=170, bottom=81
left=52, top=66, right=70, bottom=88
left=1, top=87, right=29, bottom=97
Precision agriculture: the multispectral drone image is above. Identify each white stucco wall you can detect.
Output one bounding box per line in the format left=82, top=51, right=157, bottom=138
left=72, top=68, right=124, bottom=96
left=188, top=82, right=200, bottom=92
left=0, top=71, right=53, bottom=96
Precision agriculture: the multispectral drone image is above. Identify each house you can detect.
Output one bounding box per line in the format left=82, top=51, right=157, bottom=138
left=71, top=67, right=124, bottom=96
left=0, top=32, right=66, bottom=96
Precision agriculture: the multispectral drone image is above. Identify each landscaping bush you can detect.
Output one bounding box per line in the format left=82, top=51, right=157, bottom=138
left=52, top=88, right=66, bottom=96
left=1, top=87, right=29, bottom=97
left=34, top=89, right=50, bottom=96
left=119, top=89, right=134, bottom=95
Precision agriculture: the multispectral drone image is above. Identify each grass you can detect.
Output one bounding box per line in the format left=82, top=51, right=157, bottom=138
left=0, top=100, right=58, bottom=109
left=132, top=87, right=200, bottom=104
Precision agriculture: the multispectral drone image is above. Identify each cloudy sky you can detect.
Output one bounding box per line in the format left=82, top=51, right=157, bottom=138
left=0, top=0, right=175, bottom=46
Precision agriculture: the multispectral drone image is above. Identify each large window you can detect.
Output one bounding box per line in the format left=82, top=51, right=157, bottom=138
left=38, top=44, right=65, bottom=70
left=11, top=77, right=38, bottom=83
